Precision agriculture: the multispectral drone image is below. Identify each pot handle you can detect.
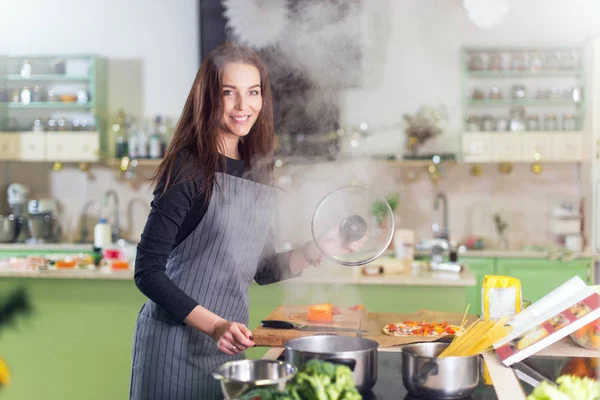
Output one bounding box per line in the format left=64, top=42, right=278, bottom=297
left=414, top=361, right=439, bottom=386
left=322, top=357, right=357, bottom=371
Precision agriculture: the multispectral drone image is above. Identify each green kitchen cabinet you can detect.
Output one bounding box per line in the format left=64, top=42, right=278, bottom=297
left=496, top=258, right=594, bottom=303
left=461, top=257, right=496, bottom=316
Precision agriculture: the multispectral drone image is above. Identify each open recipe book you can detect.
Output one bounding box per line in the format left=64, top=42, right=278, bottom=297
left=493, top=276, right=600, bottom=366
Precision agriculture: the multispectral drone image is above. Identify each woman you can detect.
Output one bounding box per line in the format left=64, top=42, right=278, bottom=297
left=129, top=43, right=354, bottom=400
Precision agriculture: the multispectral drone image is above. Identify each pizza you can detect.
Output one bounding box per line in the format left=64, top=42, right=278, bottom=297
left=382, top=321, right=463, bottom=337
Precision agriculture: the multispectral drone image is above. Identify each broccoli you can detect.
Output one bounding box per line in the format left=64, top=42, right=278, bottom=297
left=238, top=359, right=363, bottom=400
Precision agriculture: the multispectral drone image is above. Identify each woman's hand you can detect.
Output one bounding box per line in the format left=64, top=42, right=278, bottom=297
left=316, top=224, right=368, bottom=258
left=211, top=320, right=255, bottom=356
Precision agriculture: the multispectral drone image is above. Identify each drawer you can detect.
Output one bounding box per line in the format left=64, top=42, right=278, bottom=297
left=552, top=133, right=583, bottom=161
left=522, top=133, right=552, bottom=162
left=46, top=132, right=100, bottom=162
left=0, top=133, right=19, bottom=160
left=16, top=132, right=46, bottom=161
left=462, top=133, right=491, bottom=162
left=490, top=134, right=522, bottom=162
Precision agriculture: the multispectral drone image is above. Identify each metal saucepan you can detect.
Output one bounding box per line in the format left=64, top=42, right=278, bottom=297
left=284, top=335, right=378, bottom=394
left=401, top=342, right=481, bottom=399
left=212, top=359, right=297, bottom=399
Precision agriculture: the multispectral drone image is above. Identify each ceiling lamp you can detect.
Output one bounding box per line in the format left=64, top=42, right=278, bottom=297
left=463, top=0, right=510, bottom=30
left=222, top=0, right=289, bottom=49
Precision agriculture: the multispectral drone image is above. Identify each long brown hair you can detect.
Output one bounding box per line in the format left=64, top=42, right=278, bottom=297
left=152, top=43, right=275, bottom=199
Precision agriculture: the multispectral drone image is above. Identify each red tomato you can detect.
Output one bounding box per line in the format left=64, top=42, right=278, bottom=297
left=388, top=324, right=398, bottom=332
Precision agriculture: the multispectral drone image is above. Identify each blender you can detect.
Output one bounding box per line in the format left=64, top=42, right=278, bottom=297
left=7, top=183, right=30, bottom=243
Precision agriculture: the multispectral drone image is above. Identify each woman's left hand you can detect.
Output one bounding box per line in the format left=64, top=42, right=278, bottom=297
left=315, top=224, right=368, bottom=259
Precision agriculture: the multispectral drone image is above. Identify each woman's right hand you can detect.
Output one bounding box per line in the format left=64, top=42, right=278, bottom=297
left=211, top=320, right=255, bottom=356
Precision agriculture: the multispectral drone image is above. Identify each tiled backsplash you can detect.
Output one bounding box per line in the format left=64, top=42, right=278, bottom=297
left=0, top=161, right=580, bottom=250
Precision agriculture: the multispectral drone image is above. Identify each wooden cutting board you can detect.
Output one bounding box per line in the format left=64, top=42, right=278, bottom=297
left=252, top=305, right=365, bottom=347
left=362, top=310, right=480, bottom=348
left=252, top=307, right=478, bottom=348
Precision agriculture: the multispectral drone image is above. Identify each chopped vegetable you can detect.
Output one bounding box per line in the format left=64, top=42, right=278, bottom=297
left=527, top=375, right=600, bottom=400
left=239, top=359, right=361, bottom=400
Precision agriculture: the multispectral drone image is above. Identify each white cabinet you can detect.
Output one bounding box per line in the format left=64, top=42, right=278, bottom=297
left=462, top=132, right=584, bottom=162
left=522, top=133, right=553, bottom=162
left=491, top=134, right=521, bottom=162
left=552, top=133, right=583, bottom=162
left=0, top=131, right=99, bottom=162
left=462, top=133, right=491, bottom=162
left=46, top=132, right=99, bottom=162
left=16, top=132, right=45, bottom=161
left=0, top=134, right=19, bottom=160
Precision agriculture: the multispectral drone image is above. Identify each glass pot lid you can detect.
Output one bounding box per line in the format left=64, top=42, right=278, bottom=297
left=311, top=185, right=395, bottom=266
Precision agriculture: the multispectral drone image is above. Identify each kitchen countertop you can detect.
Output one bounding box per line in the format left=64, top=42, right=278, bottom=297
left=0, top=268, right=134, bottom=280
left=289, top=261, right=477, bottom=287
left=0, top=243, right=94, bottom=252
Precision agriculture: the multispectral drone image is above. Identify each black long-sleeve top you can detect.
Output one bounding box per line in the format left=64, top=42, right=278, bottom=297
left=134, top=153, right=296, bottom=324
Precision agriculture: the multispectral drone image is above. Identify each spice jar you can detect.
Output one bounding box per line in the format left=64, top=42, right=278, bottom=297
left=489, top=86, right=503, bottom=100
left=482, top=115, right=495, bottom=131
left=32, top=86, right=43, bottom=102
left=562, top=115, right=577, bottom=131
left=20, top=60, right=32, bottom=78
left=526, top=115, right=540, bottom=131
left=20, top=87, right=31, bottom=105
left=544, top=114, right=559, bottom=131
left=509, top=107, right=526, bottom=132
left=496, top=117, right=509, bottom=132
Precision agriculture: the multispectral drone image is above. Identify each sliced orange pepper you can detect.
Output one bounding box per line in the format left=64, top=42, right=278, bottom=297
left=308, top=304, right=333, bottom=323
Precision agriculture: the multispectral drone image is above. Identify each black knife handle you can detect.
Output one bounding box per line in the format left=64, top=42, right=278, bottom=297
left=260, top=320, right=295, bottom=329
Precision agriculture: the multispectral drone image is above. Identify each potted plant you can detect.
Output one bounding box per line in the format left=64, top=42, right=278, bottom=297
left=371, top=193, right=400, bottom=250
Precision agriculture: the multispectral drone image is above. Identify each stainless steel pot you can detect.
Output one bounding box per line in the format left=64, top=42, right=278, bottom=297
left=284, top=335, right=378, bottom=394
left=401, top=342, right=481, bottom=399
left=212, top=359, right=296, bottom=400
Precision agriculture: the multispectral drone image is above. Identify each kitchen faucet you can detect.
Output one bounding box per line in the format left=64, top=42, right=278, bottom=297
left=104, top=189, right=120, bottom=243
left=433, top=192, right=449, bottom=240
left=79, top=200, right=101, bottom=243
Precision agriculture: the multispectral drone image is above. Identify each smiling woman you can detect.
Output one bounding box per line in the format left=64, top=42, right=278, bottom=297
left=129, top=43, right=356, bottom=400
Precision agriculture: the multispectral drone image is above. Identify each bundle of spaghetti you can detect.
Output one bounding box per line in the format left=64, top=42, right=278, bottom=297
left=439, top=316, right=512, bottom=358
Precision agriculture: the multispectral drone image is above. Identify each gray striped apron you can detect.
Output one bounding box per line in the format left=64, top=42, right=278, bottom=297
left=130, top=172, right=274, bottom=400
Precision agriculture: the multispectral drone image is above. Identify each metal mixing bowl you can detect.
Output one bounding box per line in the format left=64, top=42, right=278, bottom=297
left=212, top=359, right=297, bottom=399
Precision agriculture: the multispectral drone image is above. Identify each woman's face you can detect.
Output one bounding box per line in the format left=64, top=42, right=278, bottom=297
left=220, top=62, right=263, bottom=139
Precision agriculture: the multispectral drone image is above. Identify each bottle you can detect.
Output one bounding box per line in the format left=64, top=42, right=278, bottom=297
left=148, top=115, right=164, bottom=159
left=113, top=111, right=129, bottom=158
left=137, top=120, right=149, bottom=159
left=127, top=121, right=138, bottom=159
left=94, top=218, right=112, bottom=251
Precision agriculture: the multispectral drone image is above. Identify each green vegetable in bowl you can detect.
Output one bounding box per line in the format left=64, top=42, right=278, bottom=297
left=240, top=359, right=361, bottom=400
left=527, top=375, right=600, bottom=400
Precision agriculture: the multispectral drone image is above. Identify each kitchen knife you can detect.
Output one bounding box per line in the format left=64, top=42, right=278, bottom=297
left=260, top=320, right=368, bottom=333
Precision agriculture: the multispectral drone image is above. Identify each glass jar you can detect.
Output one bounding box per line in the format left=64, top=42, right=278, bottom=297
left=511, top=84, right=527, bottom=100
left=496, top=117, right=509, bottom=132
left=482, top=115, right=495, bottom=131
left=510, top=52, right=528, bottom=71
left=20, top=87, right=31, bottom=105
left=32, top=86, right=43, bottom=102
left=77, top=86, right=89, bottom=104
left=509, top=107, right=526, bottom=132
left=0, top=87, right=7, bottom=103
left=562, top=115, right=577, bottom=131
left=488, top=53, right=505, bottom=71
left=489, top=86, right=503, bottom=100
left=20, top=60, right=32, bottom=78
left=10, top=89, right=19, bottom=103
left=544, top=114, right=559, bottom=131
left=526, top=115, right=540, bottom=131
left=466, top=116, right=481, bottom=132
left=467, top=53, right=485, bottom=71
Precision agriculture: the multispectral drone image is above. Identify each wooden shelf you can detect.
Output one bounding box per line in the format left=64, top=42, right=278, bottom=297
left=7, top=74, right=91, bottom=81
left=105, top=158, right=163, bottom=167
left=5, top=102, right=94, bottom=109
